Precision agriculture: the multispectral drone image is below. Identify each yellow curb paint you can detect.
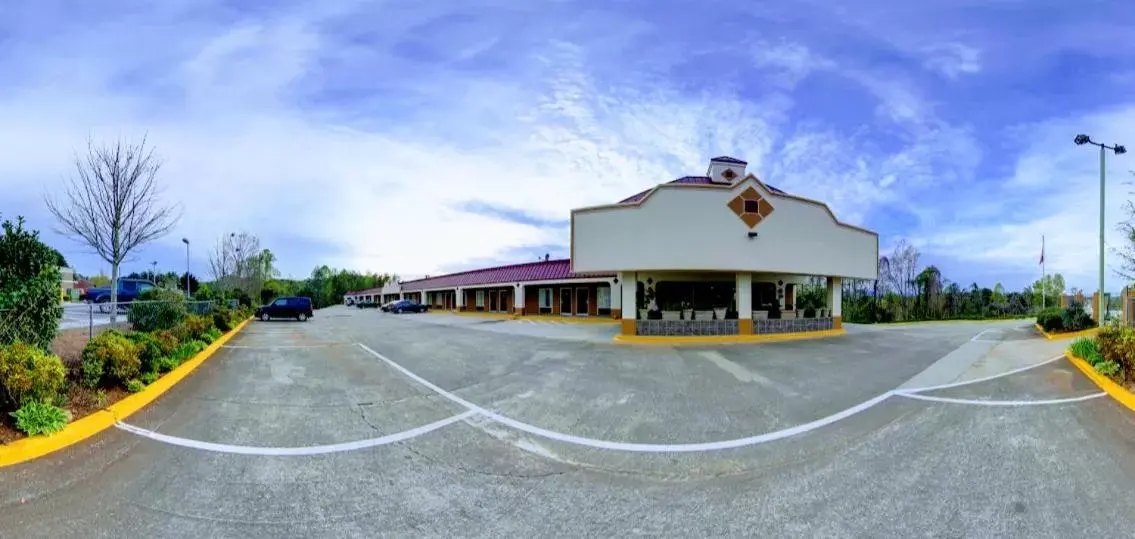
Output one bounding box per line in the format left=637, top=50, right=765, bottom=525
left=1066, top=351, right=1135, bottom=413
left=519, top=316, right=619, bottom=325
left=0, top=318, right=252, bottom=468
left=1035, top=323, right=1100, bottom=341
left=612, top=328, right=847, bottom=345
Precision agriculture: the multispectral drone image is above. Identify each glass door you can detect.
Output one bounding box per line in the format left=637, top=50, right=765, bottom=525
left=489, top=291, right=498, bottom=312
left=575, top=288, right=589, bottom=316
left=500, top=291, right=511, bottom=313
left=559, top=288, right=573, bottom=315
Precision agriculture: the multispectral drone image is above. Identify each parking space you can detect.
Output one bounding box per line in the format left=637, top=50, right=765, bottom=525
left=6, top=306, right=1135, bottom=537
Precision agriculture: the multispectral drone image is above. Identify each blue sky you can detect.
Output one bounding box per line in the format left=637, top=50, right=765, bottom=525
left=1, top=0, right=1134, bottom=292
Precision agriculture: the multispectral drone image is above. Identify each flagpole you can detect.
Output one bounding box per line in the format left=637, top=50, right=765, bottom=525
left=1041, top=235, right=1046, bottom=309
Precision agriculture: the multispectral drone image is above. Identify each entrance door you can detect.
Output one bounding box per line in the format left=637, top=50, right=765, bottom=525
left=500, top=290, right=511, bottom=313
left=559, top=288, right=573, bottom=315
left=575, top=288, right=589, bottom=316
left=489, top=291, right=498, bottom=312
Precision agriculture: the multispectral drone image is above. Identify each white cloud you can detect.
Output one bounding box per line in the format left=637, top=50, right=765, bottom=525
left=922, top=43, right=982, bottom=79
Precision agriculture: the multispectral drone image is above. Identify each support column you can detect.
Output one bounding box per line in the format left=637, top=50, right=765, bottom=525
left=620, top=273, right=637, bottom=335
left=456, top=288, right=464, bottom=311
left=828, top=276, right=843, bottom=329
left=514, top=285, right=526, bottom=315
left=736, top=272, right=752, bottom=335
left=610, top=276, right=623, bottom=319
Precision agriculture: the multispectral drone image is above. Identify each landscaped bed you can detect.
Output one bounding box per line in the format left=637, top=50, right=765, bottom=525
left=0, top=298, right=253, bottom=445
left=1035, top=304, right=1097, bottom=338
left=1069, top=325, right=1135, bottom=391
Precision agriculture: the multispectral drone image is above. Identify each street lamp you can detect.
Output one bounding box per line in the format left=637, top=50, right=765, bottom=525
left=181, top=238, right=190, bottom=298
left=1074, top=134, right=1127, bottom=326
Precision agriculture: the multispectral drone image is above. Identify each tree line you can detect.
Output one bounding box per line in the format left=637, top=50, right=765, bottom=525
left=842, top=239, right=1065, bottom=323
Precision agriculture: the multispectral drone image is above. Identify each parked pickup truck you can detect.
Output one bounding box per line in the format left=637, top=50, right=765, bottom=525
left=81, top=278, right=158, bottom=312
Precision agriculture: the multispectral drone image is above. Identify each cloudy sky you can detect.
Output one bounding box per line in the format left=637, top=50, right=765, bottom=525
left=2, top=0, right=1133, bottom=292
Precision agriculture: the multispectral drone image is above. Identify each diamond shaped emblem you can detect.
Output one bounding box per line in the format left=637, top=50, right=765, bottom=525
left=727, top=187, right=774, bottom=229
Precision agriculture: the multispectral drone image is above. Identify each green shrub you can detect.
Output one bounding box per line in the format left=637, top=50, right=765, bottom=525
left=183, top=314, right=213, bottom=340
left=153, top=330, right=180, bottom=357
left=153, top=356, right=179, bottom=374
left=1061, top=304, right=1095, bottom=332
left=126, top=332, right=164, bottom=375
left=201, top=327, right=223, bottom=344
left=1096, top=359, right=1121, bottom=378
left=1069, top=337, right=1099, bottom=360
left=125, top=379, right=145, bottom=393
left=172, top=340, right=208, bottom=363
left=0, top=217, right=64, bottom=350
left=212, top=308, right=234, bottom=332
left=127, top=289, right=188, bottom=332
left=80, top=330, right=140, bottom=388
left=1037, top=307, right=1064, bottom=332
left=0, top=341, right=66, bottom=408
left=10, top=400, right=68, bottom=436
left=1097, top=325, right=1135, bottom=379
left=140, top=371, right=159, bottom=385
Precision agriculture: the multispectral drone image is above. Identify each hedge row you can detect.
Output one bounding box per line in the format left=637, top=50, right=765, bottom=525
left=2, top=302, right=253, bottom=436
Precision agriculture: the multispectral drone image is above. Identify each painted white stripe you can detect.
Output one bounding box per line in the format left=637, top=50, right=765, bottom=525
left=114, top=410, right=476, bottom=456
left=223, top=344, right=354, bottom=349
left=894, top=391, right=1106, bottom=406
left=970, top=328, right=999, bottom=342
left=903, top=354, right=1065, bottom=393
left=357, top=343, right=891, bottom=453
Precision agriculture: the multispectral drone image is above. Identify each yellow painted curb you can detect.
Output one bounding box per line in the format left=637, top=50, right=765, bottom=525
left=1035, top=323, right=1100, bottom=341
left=519, top=315, right=619, bottom=325
left=612, top=328, right=847, bottom=345
left=1065, top=351, right=1135, bottom=412
left=0, top=318, right=251, bottom=468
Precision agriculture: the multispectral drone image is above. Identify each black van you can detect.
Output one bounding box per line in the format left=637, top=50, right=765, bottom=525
left=255, top=296, right=314, bottom=322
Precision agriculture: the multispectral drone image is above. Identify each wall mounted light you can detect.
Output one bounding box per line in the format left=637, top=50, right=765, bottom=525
left=613, top=277, right=619, bottom=284
left=747, top=232, right=759, bottom=239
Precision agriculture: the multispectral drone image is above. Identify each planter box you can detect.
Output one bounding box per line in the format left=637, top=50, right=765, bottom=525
left=753, top=310, right=769, bottom=320
left=662, top=310, right=682, bottom=320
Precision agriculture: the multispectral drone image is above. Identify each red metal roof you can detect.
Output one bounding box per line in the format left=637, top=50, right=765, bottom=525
left=400, top=259, right=613, bottom=291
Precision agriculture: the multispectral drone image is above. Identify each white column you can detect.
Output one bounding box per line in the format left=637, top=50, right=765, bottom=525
left=514, top=285, right=525, bottom=313
left=827, top=277, right=842, bottom=317
left=736, top=272, right=752, bottom=318
left=621, top=274, right=636, bottom=319
left=456, top=288, right=464, bottom=309
left=610, top=277, right=622, bottom=311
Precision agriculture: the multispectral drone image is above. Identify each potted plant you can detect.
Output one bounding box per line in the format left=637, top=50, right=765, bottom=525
left=768, top=302, right=782, bottom=320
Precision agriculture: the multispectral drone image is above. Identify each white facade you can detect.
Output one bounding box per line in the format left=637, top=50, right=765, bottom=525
left=571, top=174, right=878, bottom=280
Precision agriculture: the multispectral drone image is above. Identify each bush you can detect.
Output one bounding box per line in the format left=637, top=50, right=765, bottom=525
left=183, top=314, right=213, bottom=340
left=140, top=371, right=159, bottom=385
left=128, top=289, right=188, bottom=332
left=803, top=307, right=816, bottom=318
left=80, top=330, right=140, bottom=388
left=10, top=400, right=68, bottom=436
left=172, top=340, right=208, bottom=363
left=153, top=330, right=180, bottom=357
left=125, top=379, right=145, bottom=393
left=0, top=341, right=66, bottom=408
left=1036, top=307, right=1064, bottom=332
left=201, top=327, right=223, bottom=344
left=1096, top=359, right=1121, bottom=377
left=126, top=332, right=164, bottom=375
left=1060, top=304, right=1095, bottom=332
left=0, top=216, right=64, bottom=350
left=212, top=307, right=234, bottom=332
left=1096, top=324, right=1135, bottom=379
left=152, top=356, right=179, bottom=374
left=1070, top=337, right=1104, bottom=366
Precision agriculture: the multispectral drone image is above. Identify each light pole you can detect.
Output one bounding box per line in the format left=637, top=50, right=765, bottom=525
left=181, top=238, right=190, bottom=298
left=1074, top=134, right=1127, bottom=326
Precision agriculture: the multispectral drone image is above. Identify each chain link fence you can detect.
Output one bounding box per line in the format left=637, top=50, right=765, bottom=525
left=60, top=300, right=221, bottom=338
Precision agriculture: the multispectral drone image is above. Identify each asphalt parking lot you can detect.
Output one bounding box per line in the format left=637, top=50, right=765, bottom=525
left=5, top=307, right=1135, bottom=538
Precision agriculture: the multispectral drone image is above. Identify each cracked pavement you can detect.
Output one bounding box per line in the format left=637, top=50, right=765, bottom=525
left=4, top=307, right=1135, bottom=537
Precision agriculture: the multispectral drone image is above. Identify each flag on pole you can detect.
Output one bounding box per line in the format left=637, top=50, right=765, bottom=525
left=1039, top=236, right=1045, bottom=265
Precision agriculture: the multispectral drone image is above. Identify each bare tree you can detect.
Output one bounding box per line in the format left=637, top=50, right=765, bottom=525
left=208, top=232, right=264, bottom=297
left=45, top=136, right=180, bottom=322
left=1113, top=170, right=1135, bottom=283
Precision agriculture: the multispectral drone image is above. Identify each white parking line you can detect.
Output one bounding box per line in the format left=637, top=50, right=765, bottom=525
left=114, top=410, right=477, bottom=456
left=357, top=344, right=1100, bottom=454
left=894, top=392, right=1106, bottom=406
left=902, top=355, right=1065, bottom=393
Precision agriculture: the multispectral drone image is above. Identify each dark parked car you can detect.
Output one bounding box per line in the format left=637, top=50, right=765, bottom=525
left=82, top=278, right=158, bottom=312
left=380, top=301, right=398, bottom=312
left=256, top=296, right=314, bottom=321
left=356, top=301, right=379, bottom=309
left=387, top=300, right=428, bottom=314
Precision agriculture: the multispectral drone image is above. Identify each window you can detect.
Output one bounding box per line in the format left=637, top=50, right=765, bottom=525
left=743, top=199, right=759, bottom=213
left=273, top=298, right=288, bottom=306
left=476, top=290, right=485, bottom=307
left=597, top=286, right=610, bottom=309
left=138, top=283, right=154, bottom=294
left=538, top=288, right=553, bottom=308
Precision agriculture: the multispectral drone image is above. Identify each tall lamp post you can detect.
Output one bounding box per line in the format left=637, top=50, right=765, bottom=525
left=1074, top=134, right=1127, bottom=326
left=181, top=238, right=190, bottom=298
